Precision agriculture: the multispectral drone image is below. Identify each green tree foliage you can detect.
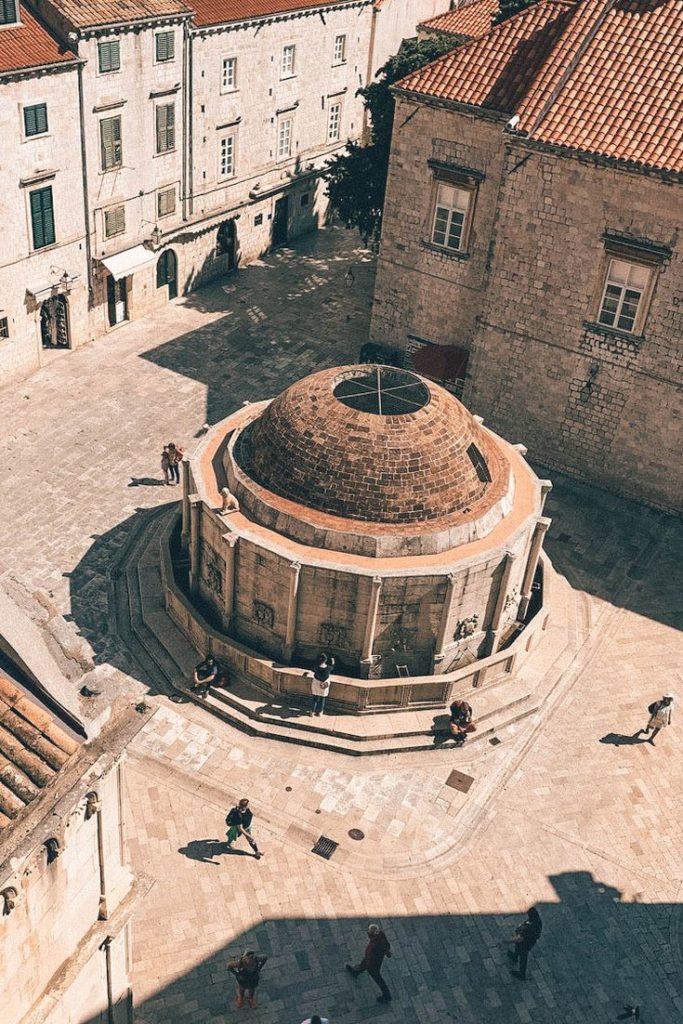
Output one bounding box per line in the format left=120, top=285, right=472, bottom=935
left=493, top=0, right=540, bottom=25
left=324, top=35, right=457, bottom=245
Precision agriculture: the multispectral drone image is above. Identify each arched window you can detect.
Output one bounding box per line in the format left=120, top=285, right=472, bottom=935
left=44, top=838, right=60, bottom=864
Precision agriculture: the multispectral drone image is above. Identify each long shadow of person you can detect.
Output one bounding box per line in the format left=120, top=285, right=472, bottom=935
left=178, top=839, right=250, bottom=864
left=599, top=733, right=648, bottom=746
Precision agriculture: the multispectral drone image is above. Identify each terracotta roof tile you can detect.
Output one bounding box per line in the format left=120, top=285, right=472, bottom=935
left=45, top=0, right=191, bottom=29
left=397, top=0, right=683, bottom=174
left=398, top=0, right=577, bottom=114
left=0, top=674, right=79, bottom=830
left=0, top=5, right=76, bottom=75
left=420, top=0, right=499, bottom=41
left=191, top=0, right=358, bottom=27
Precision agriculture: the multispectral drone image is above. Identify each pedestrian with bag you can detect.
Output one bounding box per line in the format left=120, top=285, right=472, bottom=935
left=449, top=699, right=476, bottom=743
left=226, top=798, right=263, bottom=858
left=167, top=441, right=183, bottom=485
left=310, top=652, right=335, bottom=717
left=506, top=906, right=542, bottom=980
left=640, top=693, right=674, bottom=745
left=346, top=923, right=392, bottom=1004
left=227, top=949, right=268, bottom=1009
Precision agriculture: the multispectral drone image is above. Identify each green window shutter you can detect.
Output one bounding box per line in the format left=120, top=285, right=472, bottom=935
left=0, top=1, right=18, bottom=27
left=156, top=104, right=175, bottom=153
left=156, top=32, right=174, bottom=62
left=98, top=40, right=120, bottom=73
left=101, top=116, right=122, bottom=170
left=166, top=104, right=175, bottom=150
left=24, top=104, right=48, bottom=137
left=30, top=187, right=55, bottom=250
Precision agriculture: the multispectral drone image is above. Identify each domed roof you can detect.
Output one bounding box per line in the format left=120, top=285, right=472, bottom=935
left=234, top=365, right=508, bottom=525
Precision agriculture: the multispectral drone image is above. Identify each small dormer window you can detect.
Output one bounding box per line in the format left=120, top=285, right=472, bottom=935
left=0, top=0, right=19, bottom=27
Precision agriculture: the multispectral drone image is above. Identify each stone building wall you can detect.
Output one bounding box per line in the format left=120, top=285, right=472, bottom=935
left=0, top=64, right=89, bottom=386
left=1, top=755, right=134, bottom=1024
left=371, top=96, right=683, bottom=512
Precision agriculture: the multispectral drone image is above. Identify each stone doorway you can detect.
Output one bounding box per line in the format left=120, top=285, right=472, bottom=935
left=272, top=195, right=289, bottom=247
left=40, top=294, right=70, bottom=349
left=156, top=249, right=178, bottom=300
left=216, top=220, right=237, bottom=272
left=107, top=275, right=128, bottom=326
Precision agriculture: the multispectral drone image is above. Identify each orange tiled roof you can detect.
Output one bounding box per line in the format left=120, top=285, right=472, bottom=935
left=420, top=0, right=499, bottom=41
left=0, top=5, right=76, bottom=75
left=397, top=0, right=683, bottom=174
left=0, top=674, right=79, bottom=830
left=44, top=0, right=192, bottom=29
left=192, top=0, right=358, bottom=26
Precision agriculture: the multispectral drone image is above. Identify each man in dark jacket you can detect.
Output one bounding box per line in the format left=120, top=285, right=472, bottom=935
left=507, top=906, right=542, bottom=980
left=225, top=798, right=262, bottom=858
left=346, top=923, right=392, bottom=1003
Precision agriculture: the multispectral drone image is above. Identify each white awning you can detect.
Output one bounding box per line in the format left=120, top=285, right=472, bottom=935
left=100, top=244, right=156, bottom=281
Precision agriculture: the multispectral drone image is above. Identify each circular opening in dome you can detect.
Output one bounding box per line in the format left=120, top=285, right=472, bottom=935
left=333, top=366, right=429, bottom=415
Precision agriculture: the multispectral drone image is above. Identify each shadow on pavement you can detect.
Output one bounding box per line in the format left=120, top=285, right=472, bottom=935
left=80, top=871, right=678, bottom=1024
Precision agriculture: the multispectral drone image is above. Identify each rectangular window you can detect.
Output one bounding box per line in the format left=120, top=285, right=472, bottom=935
left=597, top=258, right=651, bottom=334
left=98, top=40, right=120, bottom=74
left=23, top=103, right=48, bottom=138
left=221, top=56, right=237, bottom=92
left=157, top=187, right=176, bottom=218
left=333, top=34, right=346, bottom=64
left=431, top=183, right=471, bottom=252
left=155, top=31, right=175, bottom=63
left=0, top=0, right=18, bottom=26
left=30, top=186, right=55, bottom=250
left=100, top=115, right=122, bottom=171
left=0, top=317, right=9, bottom=339
left=155, top=103, right=175, bottom=154
left=281, top=44, right=295, bottom=78
left=104, top=205, right=125, bottom=238
left=277, top=117, right=292, bottom=159
left=327, top=101, right=341, bottom=143
left=219, top=134, right=236, bottom=178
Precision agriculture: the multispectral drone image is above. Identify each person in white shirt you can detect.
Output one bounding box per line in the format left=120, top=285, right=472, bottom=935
left=300, top=1017, right=329, bottom=1024
left=644, top=693, right=674, bottom=745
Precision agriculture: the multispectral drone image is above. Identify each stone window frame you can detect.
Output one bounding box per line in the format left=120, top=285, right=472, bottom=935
left=0, top=316, right=9, bottom=339
left=221, top=54, right=237, bottom=93
left=333, top=34, right=346, bottom=65
left=97, top=39, right=121, bottom=76
left=276, top=115, right=293, bottom=161
left=281, top=43, right=296, bottom=80
left=587, top=235, right=668, bottom=339
left=157, top=185, right=176, bottom=219
left=218, top=131, right=237, bottom=179
left=0, top=0, right=19, bottom=27
left=327, top=100, right=342, bottom=144
left=104, top=203, right=126, bottom=239
left=154, top=30, right=175, bottom=64
left=424, top=160, right=483, bottom=258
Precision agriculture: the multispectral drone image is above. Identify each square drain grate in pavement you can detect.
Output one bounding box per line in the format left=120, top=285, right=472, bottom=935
left=489, top=736, right=502, bottom=746
left=445, top=769, right=474, bottom=794
left=312, top=836, right=338, bottom=860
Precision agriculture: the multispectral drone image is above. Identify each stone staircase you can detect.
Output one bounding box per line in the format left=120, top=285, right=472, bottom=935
left=112, top=506, right=580, bottom=757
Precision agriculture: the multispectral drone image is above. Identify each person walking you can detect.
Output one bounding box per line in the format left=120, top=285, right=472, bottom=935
left=167, top=441, right=183, bottom=485
left=227, top=949, right=268, bottom=1009
left=641, top=693, right=674, bottom=745
left=506, top=906, right=542, bottom=980
left=160, top=445, right=171, bottom=485
left=226, top=798, right=263, bottom=858
left=310, top=653, right=335, bottom=717
left=346, top=923, right=392, bottom=1003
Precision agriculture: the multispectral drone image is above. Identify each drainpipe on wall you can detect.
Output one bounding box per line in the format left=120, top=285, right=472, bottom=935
left=76, top=58, right=94, bottom=304
left=100, top=935, right=114, bottom=1024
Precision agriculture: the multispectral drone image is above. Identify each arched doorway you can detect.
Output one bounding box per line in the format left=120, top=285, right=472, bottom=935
left=40, top=294, right=69, bottom=348
left=156, top=249, right=178, bottom=299
left=216, top=220, right=237, bottom=271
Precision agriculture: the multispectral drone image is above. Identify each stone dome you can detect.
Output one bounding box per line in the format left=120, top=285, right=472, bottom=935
left=235, top=365, right=507, bottom=524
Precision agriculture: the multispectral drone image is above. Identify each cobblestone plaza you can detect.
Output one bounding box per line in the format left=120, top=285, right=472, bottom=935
left=1, top=228, right=682, bottom=1024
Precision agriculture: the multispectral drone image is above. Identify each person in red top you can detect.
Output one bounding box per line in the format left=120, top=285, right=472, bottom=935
left=346, top=923, right=392, bottom=1003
